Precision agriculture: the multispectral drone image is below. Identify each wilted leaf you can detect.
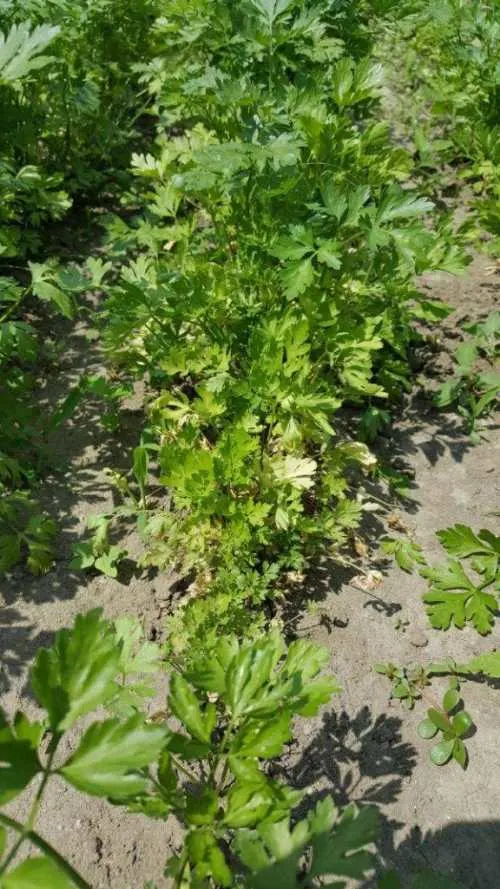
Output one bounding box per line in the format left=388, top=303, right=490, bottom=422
left=272, top=455, right=317, bottom=490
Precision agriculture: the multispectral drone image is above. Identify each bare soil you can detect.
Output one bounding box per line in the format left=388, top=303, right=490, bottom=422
left=1, top=253, right=499, bottom=888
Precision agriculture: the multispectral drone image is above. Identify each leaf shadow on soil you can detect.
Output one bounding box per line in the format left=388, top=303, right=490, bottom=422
left=377, top=819, right=500, bottom=889
left=0, top=316, right=152, bottom=693
left=378, top=390, right=483, bottom=465
left=279, top=554, right=404, bottom=636
left=278, top=705, right=499, bottom=888
left=0, top=607, right=54, bottom=696
left=385, top=394, right=499, bottom=468
left=280, top=705, right=418, bottom=812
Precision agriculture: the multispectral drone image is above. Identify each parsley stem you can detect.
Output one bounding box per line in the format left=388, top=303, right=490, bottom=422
left=28, top=736, right=60, bottom=831
left=170, top=752, right=199, bottom=783
left=0, top=285, right=30, bottom=325
left=0, top=735, right=61, bottom=876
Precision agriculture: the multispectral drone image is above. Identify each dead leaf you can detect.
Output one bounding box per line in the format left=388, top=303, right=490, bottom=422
left=387, top=513, right=410, bottom=533
left=352, top=569, right=383, bottom=591
left=352, top=535, right=369, bottom=558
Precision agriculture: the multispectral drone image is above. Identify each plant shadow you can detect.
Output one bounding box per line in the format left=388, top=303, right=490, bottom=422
left=375, top=819, right=500, bottom=889
left=278, top=705, right=499, bottom=888
left=279, top=705, right=417, bottom=812
left=0, top=302, right=154, bottom=695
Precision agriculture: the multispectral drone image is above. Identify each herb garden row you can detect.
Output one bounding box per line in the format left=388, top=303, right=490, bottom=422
left=0, top=1, right=499, bottom=888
